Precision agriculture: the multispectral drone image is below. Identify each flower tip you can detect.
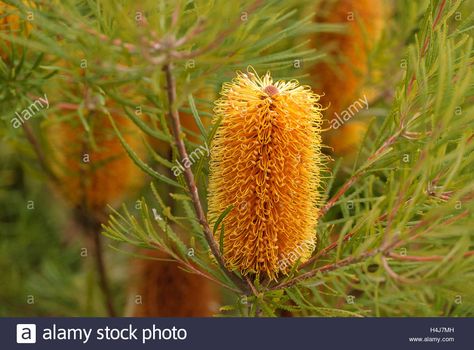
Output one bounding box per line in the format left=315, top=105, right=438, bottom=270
left=263, top=85, right=279, bottom=97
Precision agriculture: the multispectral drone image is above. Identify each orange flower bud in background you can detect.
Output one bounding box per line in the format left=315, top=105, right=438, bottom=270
left=129, top=249, right=220, bottom=317
left=47, top=105, right=145, bottom=213
left=326, top=121, right=367, bottom=156
left=208, top=69, right=323, bottom=280
left=311, top=0, right=386, bottom=157
left=0, top=1, right=33, bottom=61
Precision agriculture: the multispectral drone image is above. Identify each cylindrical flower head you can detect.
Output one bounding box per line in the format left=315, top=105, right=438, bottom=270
left=47, top=108, right=145, bottom=213
left=311, top=0, right=386, bottom=157
left=208, top=69, right=323, bottom=280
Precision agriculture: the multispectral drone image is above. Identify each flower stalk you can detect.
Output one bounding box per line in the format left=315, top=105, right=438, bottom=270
left=163, top=62, right=248, bottom=292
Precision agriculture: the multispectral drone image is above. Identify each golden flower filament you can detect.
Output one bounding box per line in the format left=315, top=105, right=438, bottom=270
left=208, top=69, right=323, bottom=280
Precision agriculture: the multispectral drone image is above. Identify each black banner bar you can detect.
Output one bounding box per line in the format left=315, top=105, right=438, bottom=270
left=3, top=317, right=471, bottom=349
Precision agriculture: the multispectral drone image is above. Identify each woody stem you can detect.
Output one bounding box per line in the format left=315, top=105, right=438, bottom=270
left=21, top=123, right=58, bottom=184
left=163, top=62, right=249, bottom=293
left=91, top=221, right=117, bottom=317
left=76, top=207, right=117, bottom=317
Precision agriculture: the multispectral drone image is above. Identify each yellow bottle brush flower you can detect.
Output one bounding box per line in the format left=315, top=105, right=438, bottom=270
left=208, top=70, right=323, bottom=280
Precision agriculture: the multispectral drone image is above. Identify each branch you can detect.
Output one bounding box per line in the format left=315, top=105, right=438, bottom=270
left=273, top=248, right=382, bottom=290
left=390, top=209, right=470, bottom=251
left=272, top=205, right=471, bottom=290
left=21, top=109, right=116, bottom=315
left=75, top=210, right=117, bottom=317
left=319, top=130, right=402, bottom=217
left=303, top=187, right=471, bottom=270
left=299, top=226, right=360, bottom=270
left=162, top=62, right=248, bottom=293
left=174, top=0, right=264, bottom=60
left=381, top=256, right=423, bottom=285
left=91, top=222, right=117, bottom=317
left=406, top=0, right=447, bottom=96
left=148, top=241, right=242, bottom=293
left=388, top=250, right=474, bottom=262
left=21, top=123, right=58, bottom=184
